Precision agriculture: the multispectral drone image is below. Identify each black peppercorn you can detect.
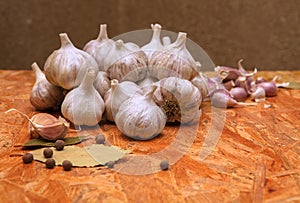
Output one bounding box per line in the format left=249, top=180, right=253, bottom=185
left=54, top=140, right=65, bottom=151
left=95, top=134, right=105, bottom=144
left=62, top=160, right=72, bottom=171
left=22, top=153, right=33, bottom=164
left=160, top=160, right=169, bottom=170
left=45, top=158, right=56, bottom=169
left=43, top=148, right=53, bottom=158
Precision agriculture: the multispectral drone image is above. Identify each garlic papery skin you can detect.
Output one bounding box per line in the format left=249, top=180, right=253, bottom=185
left=153, top=77, right=202, bottom=124
left=104, top=39, right=148, bottom=82
left=30, top=62, right=64, bottom=110
left=115, top=86, right=166, bottom=140
left=83, top=24, right=115, bottom=71
left=104, top=79, right=142, bottom=122
left=61, top=69, right=104, bottom=126
left=93, top=71, right=111, bottom=98
left=44, top=33, right=98, bottom=90
left=141, top=23, right=164, bottom=58
left=148, top=32, right=198, bottom=80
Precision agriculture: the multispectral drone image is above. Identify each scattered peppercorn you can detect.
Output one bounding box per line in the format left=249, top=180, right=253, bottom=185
left=160, top=160, right=169, bottom=170
left=45, top=158, right=56, bottom=169
left=62, top=160, right=72, bottom=171
left=95, top=134, right=105, bottom=144
left=106, top=161, right=115, bottom=168
left=22, top=153, right=33, bottom=164
left=43, top=148, right=53, bottom=158
left=54, top=140, right=65, bottom=151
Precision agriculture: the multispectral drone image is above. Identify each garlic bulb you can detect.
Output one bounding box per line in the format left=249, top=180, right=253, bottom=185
left=83, top=24, right=115, bottom=71
left=104, top=79, right=141, bottom=122
left=141, top=23, right=164, bottom=58
left=149, top=32, right=198, bottom=80
left=93, top=71, right=110, bottom=98
left=44, top=33, right=98, bottom=90
left=104, top=39, right=148, bottom=82
left=115, top=87, right=166, bottom=140
left=153, top=77, right=202, bottom=124
left=61, top=69, right=104, bottom=126
left=30, top=62, right=64, bottom=110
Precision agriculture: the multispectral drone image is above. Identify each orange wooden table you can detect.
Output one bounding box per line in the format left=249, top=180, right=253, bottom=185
left=0, top=70, right=299, bottom=202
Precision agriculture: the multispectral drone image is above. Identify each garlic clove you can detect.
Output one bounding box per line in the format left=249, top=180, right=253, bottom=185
left=257, top=81, right=277, bottom=97
left=215, top=66, right=242, bottom=82
left=104, top=39, right=148, bottom=82
left=250, top=86, right=266, bottom=101
left=44, top=33, right=98, bottom=90
left=229, top=87, right=248, bottom=102
left=93, top=71, right=111, bottom=98
left=61, top=68, right=105, bottom=126
left=83, top=24, right=115, bottom=71
left=30, top=62, right=64, bottom=110
left=115, top=86, right=166, bottom=140
left=148, top=32, right=198, bottom=80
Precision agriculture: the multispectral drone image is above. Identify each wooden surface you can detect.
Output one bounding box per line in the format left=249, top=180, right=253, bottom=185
left=0, top=70, right=300, bottom=202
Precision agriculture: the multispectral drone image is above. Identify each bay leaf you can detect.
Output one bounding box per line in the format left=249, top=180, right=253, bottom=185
left=23, top=136, right=91, bottom=148
left=30, top=144, right=130, bottom=167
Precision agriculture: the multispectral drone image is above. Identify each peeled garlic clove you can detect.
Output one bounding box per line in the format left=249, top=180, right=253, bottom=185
left=83, top=24, right=115, bottom=71
left=257, top=81, right=277, bottom=97
left=115, top=86, right=166, bottom=140
left=61, top=68, right=105, bottom=126
left=104, top=39, right=148, bottom=82
left=149, top=32, right=198, bottom=80
left=141, top=23, right=164, bottom=58
left=104, top=79, right=142, bottom=122
left=5, top=109, right=69, bottom=141
left=44, top=33, right=98, bottom=90
left=153, top=77, right=202, bottom=124
left=229, top=87, right=248, bottom=102
left=30, top=62, right=64, bottom=110
left=93, top=71, right=111, bottom=98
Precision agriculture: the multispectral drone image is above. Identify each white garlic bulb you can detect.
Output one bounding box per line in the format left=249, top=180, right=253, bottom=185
left=141, top=23, right=164, bottom=58
left=104, top=79, right=141, bottom=122
left=115, top=87, right=166, bottom=140
left=30, top=62, right=64, bottom=110
left=61, top=69, right=104, bottom=126
left=83, top=24, right=115, bottom=71
left=148, top=32, right=198, bottom=80
left=104, top=39, right=148, bottom=82
left=93, top=71, right=110, bottom=98
left=153, top=77, right=202, bottom=124
left=44, top=33, right=98, bottom=90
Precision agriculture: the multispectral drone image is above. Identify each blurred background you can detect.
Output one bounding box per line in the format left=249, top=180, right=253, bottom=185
left=0, top=0, right=299, bottom=70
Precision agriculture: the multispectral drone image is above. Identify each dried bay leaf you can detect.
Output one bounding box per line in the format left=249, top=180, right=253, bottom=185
left=23, top=136, right=91, bottom=148
left=31, top=144, right=130, bottom=167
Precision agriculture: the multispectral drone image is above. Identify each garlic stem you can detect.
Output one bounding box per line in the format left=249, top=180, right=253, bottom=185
left=150, top=23, right=162, bottom=42
left=162, top=36, right=171, bottom=46
left=80, top=69, right=96, bottom=90
left=5, top=108, right=30, bottom=121
left=115, top=40, right=125, bottom=50
left=110, top=79, right=119, bottom=92
left=172, top=32, right=187, bottom=49
left=59, top=33, right=73, bottom=48
left=97, top=24, right=108, bottom=41
left=236, top=102, right=258, bottom=106
left=31, top=62, right=44, bottom=80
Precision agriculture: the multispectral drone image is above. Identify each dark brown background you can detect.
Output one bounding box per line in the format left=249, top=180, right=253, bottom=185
left=0, top=0, right=299, bottom=70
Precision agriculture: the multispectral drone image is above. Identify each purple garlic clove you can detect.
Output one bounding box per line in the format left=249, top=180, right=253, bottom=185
left=210, top=89, right=238, bottom=108
left=215, top=66, right=242, bottom=82
left=255, top=77, right=267, bottom=84
left=257, top=81, right=277, bottom=97
left=229, top=87, right=248, bottom=102
left=223, top=80, right=235, bottom=91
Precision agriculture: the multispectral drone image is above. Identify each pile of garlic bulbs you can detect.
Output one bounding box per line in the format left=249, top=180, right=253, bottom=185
left=30, top=23, right=207, bottom=140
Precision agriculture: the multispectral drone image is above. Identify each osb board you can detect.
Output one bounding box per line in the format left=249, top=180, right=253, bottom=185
left=0, top=70, right=300, bottom=202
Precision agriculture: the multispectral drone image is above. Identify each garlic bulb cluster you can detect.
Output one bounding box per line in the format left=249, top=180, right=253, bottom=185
left=61, top=69, right=105, bottom=126
left=115, top=87, right=166, bottom=140
left=44, top=33, right=98, bottom=90
left=30, top=62, right=64, bottom=110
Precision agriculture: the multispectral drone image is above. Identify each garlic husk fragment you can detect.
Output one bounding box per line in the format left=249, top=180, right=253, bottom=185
left=153, top=77, right=202, bottom=124
left=141, top=23, right=164, bottom=58
left=5, top=109, right=69, bottom=141
left=149, top=32, right=198, bottom=80
left=115, top=86, right=166, bottom=140
left=93, top=71, right=111, bottom=98
left=61, top=69, right=104, bottom=126
left=44, top=33, right=98, bottom=90
left=104, top=79, right=142, bottom=122
left=30, top=62, right=64, bottom=110
left=104, top=40, right=148, bottom=82
left=83, top=24, right=115, bottom=71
